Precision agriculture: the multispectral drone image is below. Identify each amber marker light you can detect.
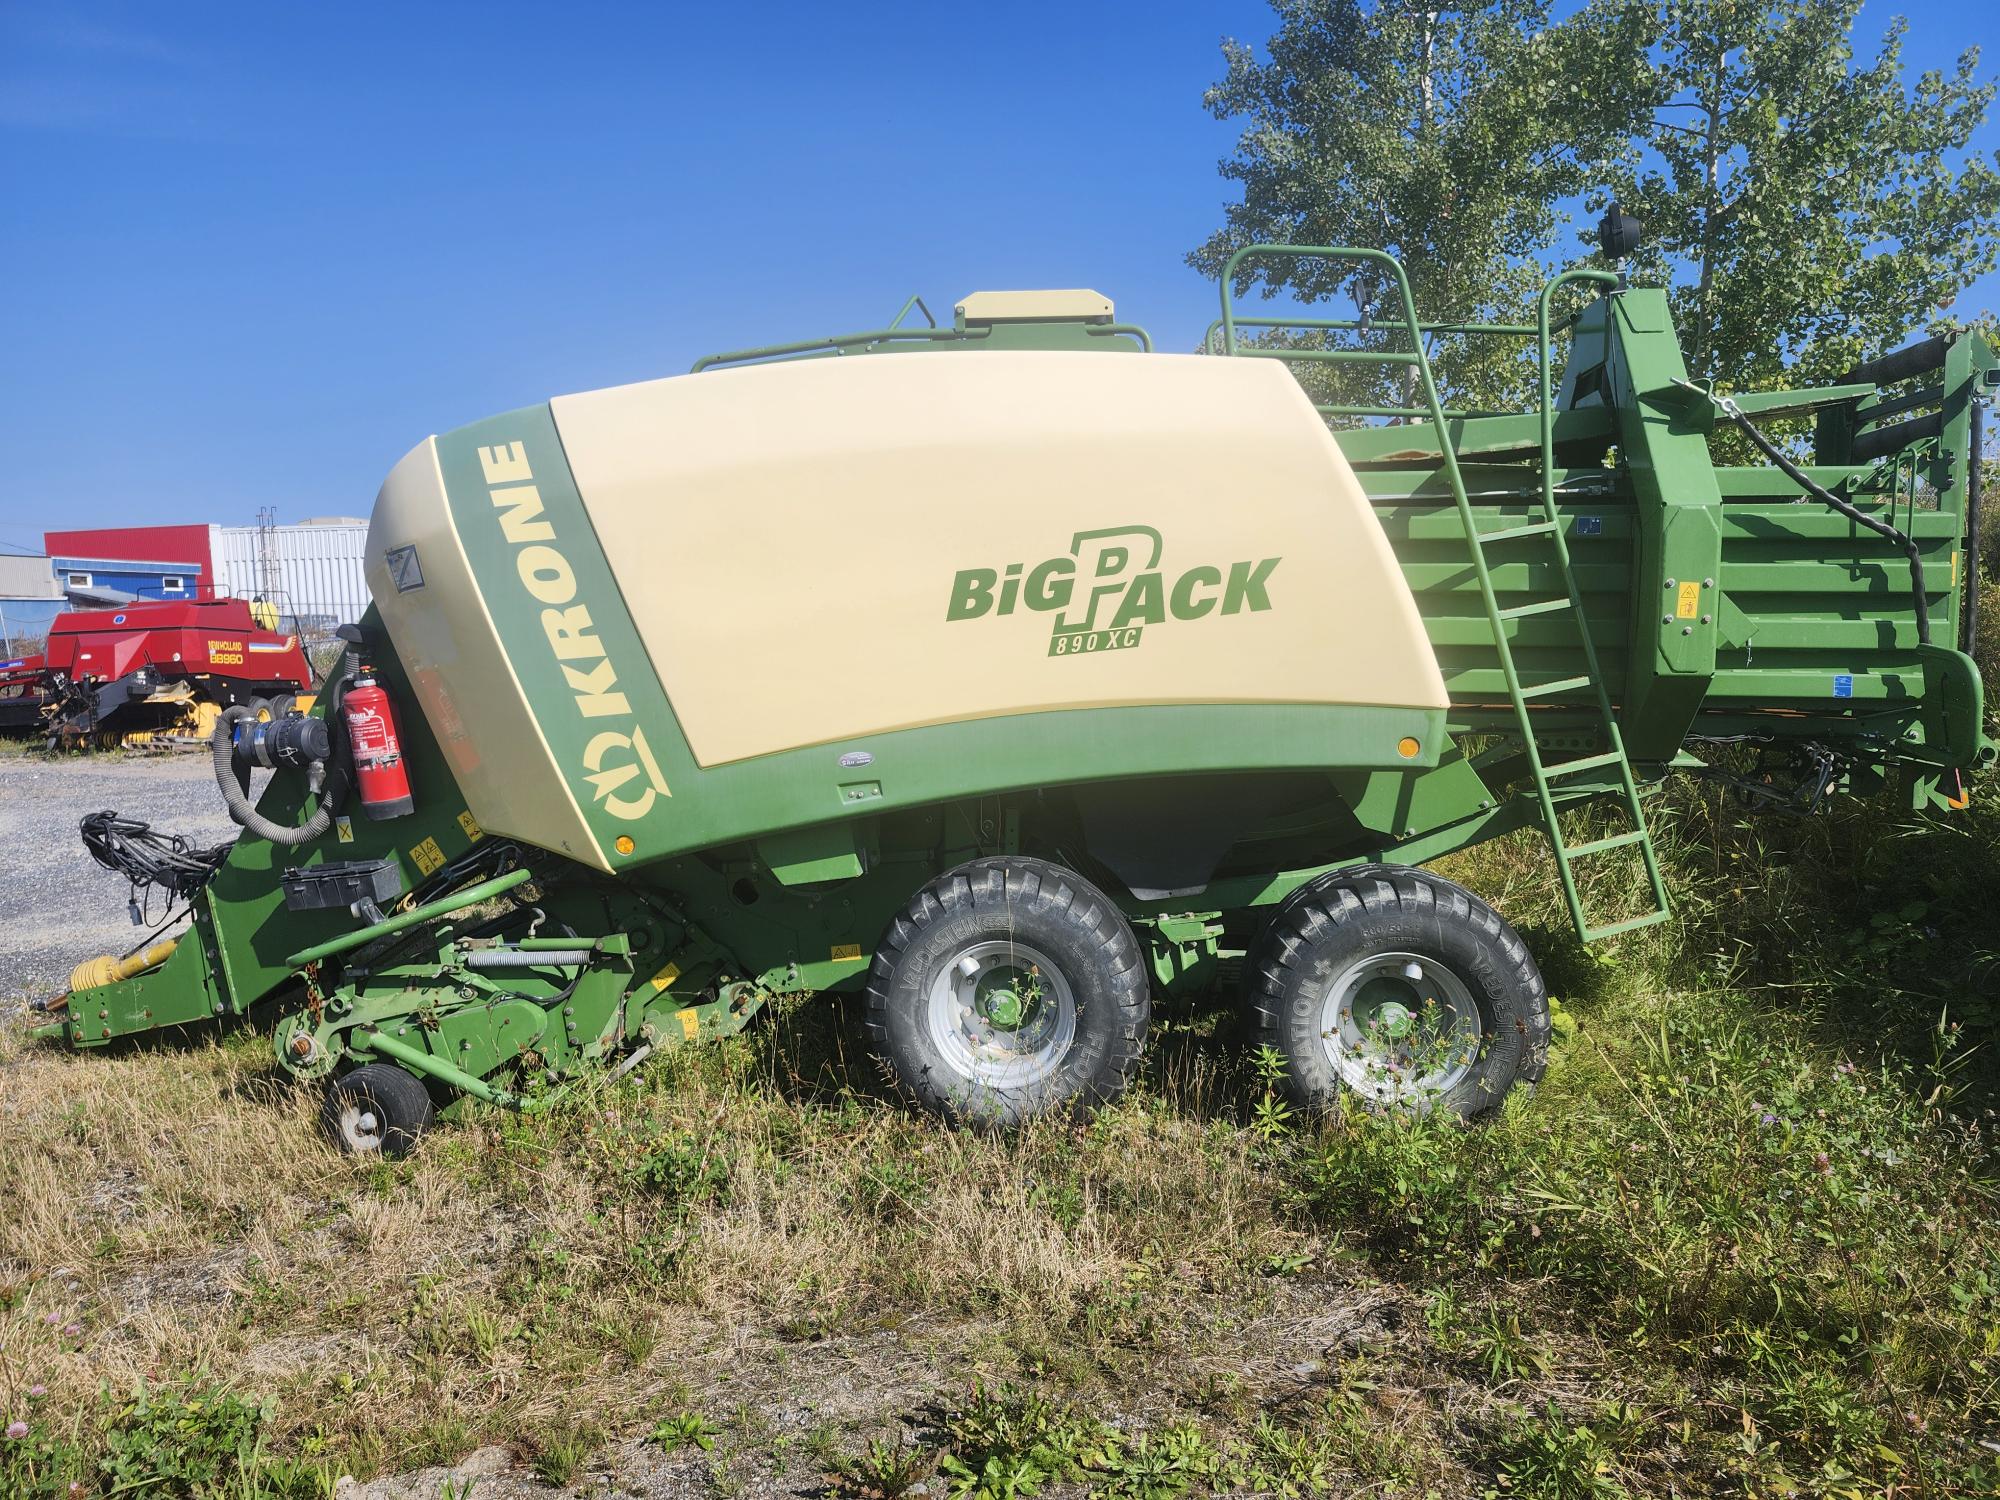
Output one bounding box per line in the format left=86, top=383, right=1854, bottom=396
left=1397, top=737, right=1422, bottom=759
left=615, top=835, right=636, bottom=855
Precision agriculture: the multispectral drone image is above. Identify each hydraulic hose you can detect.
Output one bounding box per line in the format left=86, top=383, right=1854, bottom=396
left=1689, top=382, right=1933, bottom=645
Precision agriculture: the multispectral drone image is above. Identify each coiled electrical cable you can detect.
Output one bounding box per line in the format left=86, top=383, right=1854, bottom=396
left=78, top=810, right=231, bottom=918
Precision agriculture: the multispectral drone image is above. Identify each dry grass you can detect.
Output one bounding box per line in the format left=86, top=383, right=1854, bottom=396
left=0, top=1014, right=1505, bottom=1494
left=6, top=931, right=1997, bottom=1500
left=4, top=587, right=1998, bottom=1495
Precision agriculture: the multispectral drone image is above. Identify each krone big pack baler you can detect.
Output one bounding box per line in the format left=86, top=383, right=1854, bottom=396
left=36, top=242, right=1996, bottom=1153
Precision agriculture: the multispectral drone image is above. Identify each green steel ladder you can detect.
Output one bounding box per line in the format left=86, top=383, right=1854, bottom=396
left=1217, top=248, right=1670, bottom=941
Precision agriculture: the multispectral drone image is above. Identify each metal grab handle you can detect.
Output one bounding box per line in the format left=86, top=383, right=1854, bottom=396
left=286, top=867, right=533, bottom=967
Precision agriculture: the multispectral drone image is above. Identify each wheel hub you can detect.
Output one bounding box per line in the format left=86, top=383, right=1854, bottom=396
left=1318, top=950, right=1482, bottom=1105
left=340, top=1106, right=383, bottom=1152
left=1371, top=999, right=1415, bottom=1040
left=974, top=965, right=1036, bottom=1029
left=929, top=941, right=1076, bottom=1090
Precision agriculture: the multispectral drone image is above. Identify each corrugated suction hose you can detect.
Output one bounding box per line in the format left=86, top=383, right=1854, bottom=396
left=211, top=701, right=342, bottom=846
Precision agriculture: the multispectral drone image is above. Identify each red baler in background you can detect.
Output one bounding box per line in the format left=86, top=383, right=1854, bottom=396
left=0, top=595, right=314, bottom=747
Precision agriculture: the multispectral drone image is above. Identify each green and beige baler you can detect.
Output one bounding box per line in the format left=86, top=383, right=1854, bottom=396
left=35, top=241, right=1997, bottom=1151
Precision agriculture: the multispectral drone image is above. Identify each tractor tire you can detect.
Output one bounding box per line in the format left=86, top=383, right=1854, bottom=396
left=1245, top=864, right=1548, bottom=1120
left=320, top=1064, right=434, bottom=1157
left=864, top=856, right=1150, bottom=1125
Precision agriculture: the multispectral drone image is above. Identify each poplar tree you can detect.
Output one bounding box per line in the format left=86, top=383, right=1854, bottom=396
left=1193, top=0, right=2000, bottom=402
left=1190, top=0, right=1652, bottom=410
left=1601, top=0, right=1999, bottom=388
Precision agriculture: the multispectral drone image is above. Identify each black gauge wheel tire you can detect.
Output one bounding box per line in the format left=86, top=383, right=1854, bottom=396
left=321, top=1063, right=435, bottom=1157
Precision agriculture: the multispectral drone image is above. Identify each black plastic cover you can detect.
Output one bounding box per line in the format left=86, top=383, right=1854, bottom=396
left=281, top=858, right=405, bottom=913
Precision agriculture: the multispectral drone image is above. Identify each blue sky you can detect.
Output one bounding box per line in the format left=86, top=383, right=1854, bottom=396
left=0, top=0, right=1993, bottom=544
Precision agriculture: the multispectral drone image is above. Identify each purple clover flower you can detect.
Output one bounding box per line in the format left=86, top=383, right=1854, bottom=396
left=4, top=1421, right=28, bottom=1440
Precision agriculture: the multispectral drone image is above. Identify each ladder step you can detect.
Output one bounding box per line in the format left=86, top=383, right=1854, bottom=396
left=1581, top=909, right=1672, bottom=941
left=1497, top=597, right=1573, bottom=621
left=1481, top=520, right=1559, bottom=544
left=1542, top=750, right=1625, bottom=779
left=1562, top=830, right=1646, bottom=858
left=1519, top=674, right=1595, bottom=700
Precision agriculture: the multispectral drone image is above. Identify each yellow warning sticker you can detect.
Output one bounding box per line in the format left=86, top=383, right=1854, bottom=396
left=457, top=810, right=484, bottom=842
left=830, top=943, right=864, bottom=962
left=675, top=1008, right=700, bottom=1040
left=648, top=962, right=682, bottom=993
left=409, top=836, right=446, bottom=876
left=335, top=816, right=354, bottom=844
left=1675, top=581, right=1701, bottom=619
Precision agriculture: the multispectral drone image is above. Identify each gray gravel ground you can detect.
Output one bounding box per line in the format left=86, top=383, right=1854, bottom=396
left=0, top=750, right=265, bottom=1015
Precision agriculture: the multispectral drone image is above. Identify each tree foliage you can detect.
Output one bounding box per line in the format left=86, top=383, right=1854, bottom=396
left=1190, top=0, right=1654, bottom=409
left=1194, top=0, right=2000, bottom=399
left=1603, top=0, right=2000, bottom=388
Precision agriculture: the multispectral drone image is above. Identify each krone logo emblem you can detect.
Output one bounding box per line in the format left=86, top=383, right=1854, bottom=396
left=581, top=726, right=671, bottom=820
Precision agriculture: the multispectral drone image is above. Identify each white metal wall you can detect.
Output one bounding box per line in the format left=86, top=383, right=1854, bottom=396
left=209, top=520, right=370, bottom=630
left=0, top=555, right=61, bottom=599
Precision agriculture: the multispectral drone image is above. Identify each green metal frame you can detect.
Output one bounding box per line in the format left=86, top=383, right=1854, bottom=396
left=1216, top=247, right=1668, bottom=939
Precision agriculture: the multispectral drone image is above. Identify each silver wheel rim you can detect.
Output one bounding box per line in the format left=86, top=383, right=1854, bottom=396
left=1317, top=950, right=1483, bottom=1105
left=926, top=939, right=1076, bottom=1090
left=338, top=1103, right=384, bottom=1154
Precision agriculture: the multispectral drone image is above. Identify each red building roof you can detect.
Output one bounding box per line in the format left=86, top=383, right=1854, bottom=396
left=45, top=525, right=213, bottom=573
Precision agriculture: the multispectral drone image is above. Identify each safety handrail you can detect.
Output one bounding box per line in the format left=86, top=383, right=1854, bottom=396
left=696, top=302, right=1153, bottom=373
left=1535, top=270, right=1622, bottom=521
left=692, top=325, right=993, bottom=373
left=1204, top=315, right=1542, bottom=353
left=1213, top=253, right=1595, bottom=425
left=885, top=294, right=937, bottom=331
left=1215, top=243, right=1523, bottom=696
left=693, top=320, right=1156, bottom=373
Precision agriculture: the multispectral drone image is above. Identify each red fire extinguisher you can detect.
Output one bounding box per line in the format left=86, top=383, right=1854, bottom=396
left=343, top=670, right=414, bottom=819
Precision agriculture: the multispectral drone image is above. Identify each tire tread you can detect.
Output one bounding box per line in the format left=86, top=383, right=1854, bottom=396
left=1245, top=864, right=1548, bottom=1116
left=863, top=856, right=1149, bottom=1122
